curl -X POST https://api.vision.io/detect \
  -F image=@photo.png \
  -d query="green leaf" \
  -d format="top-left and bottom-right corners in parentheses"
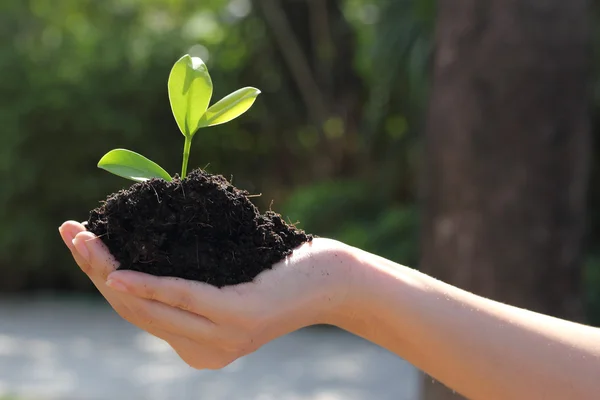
top-left (199, 87), bottom-right (261, 128)
top-left (168, 54), bottom-right (213, 137)
top-left (98, 149), bottom-right (172, 182)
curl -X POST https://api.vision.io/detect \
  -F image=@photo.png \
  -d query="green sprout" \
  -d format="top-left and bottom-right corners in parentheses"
top-left (98, 54), bottom-right (261, 181)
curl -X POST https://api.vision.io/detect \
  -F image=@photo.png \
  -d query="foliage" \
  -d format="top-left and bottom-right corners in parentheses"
top-left (0, 0), bottom-right (598, 326)
top-left (282, 180), bottom-right (419, 267)
top-left (0, 0), bottom-right (270, 290)
top-left (98, 54), bottom-right (260, 181)
top-left (97, 149), bottom-right (173, 182)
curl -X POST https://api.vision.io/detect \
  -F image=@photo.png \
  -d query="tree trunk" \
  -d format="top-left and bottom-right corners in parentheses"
top-left (419, 1), bottom-right (591, 399)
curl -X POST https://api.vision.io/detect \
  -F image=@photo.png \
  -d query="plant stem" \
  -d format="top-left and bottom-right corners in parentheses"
top-left (181, 136), bottom-right (192, 178)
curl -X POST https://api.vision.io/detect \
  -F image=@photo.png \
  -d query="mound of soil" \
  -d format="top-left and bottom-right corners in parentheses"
top-left (86, 169), bottom-right (312, 287)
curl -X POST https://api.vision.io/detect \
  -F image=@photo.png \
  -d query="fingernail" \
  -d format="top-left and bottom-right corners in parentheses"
top-left (59, 227), bottom-right (74, 247)
top-left (72, 238), bottom-right (90, 262)
top-left (106, 279), bottom-right (127, 292)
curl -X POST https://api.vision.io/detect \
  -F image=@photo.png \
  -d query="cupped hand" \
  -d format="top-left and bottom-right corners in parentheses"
top-left (59, 221), bottom-right (353, 370)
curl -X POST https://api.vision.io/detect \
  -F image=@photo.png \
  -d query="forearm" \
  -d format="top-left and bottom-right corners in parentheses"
top-left (328, 245), bottom-right (600, 400)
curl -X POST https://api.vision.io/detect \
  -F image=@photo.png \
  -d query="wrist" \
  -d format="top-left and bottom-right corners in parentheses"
top-left (319, 244), bottom-right (430, 342)
top-left (305, 239), bottom-right (372, 328)
top-left (315, 243), bottom-right (371, 330)
top-left (288, 238), bottom-right (357, 327)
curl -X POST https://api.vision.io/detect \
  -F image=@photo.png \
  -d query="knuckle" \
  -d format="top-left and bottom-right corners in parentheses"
top-left (79, 262), bottom-right (92, 274)
top-left (173, 293), bottom-right (193, 312)
top-left (142, 285), bottom-right (158, 301)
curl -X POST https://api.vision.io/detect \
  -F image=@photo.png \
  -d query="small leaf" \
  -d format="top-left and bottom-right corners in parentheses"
top-left (98, 149), bottom-right (172, 182)
top-left (168, 54), bottom-right (213, 137)
top-left (199, 87), bottom-right (261, 128)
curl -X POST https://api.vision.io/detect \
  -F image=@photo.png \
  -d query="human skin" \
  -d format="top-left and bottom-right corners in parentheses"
top-left (59, 220), bottom-right (600, 400)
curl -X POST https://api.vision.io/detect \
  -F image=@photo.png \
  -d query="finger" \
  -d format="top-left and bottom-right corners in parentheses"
top-left (61, 227), bottom-right (130, 322)
top-left (58, 221), bottom-right (86, 253)
top-left (71, 231), bottom-right (119, 280)
top-left (115, 293), bottom-right (200, 344)
top-left (108, 274), bottom-right (258, 350)
top-left (106, 270), bottom-right (247, 319)
top-left (66, 231), bottom-right (208, 328)
top-left (66, 224), bottom-right (245, 347)
top-left (59, 222), bottom-right (106, 280)
top-left (68, 231), bottom-right (218, 340)
top-left (111, 284), bottom-right (220, 341)
top-left (60, 222), bottom-right (180, 342)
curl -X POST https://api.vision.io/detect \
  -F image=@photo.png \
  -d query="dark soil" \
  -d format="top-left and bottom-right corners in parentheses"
top-left (86, 169), bottom-right (312, 287)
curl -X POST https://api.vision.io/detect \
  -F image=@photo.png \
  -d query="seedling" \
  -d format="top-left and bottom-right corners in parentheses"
top-left (98, 54), bottom-right (261, 181)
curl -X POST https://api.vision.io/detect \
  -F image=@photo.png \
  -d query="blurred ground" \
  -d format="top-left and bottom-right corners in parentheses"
top-left (0, 297), bottom-right (419, 400)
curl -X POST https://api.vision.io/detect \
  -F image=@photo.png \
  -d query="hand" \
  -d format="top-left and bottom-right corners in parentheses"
top-left (59, 221), bottom-right (353, 370)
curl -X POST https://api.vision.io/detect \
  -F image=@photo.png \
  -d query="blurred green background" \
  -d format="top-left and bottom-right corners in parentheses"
top-left (0, 0), bottom-right (599, 328)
